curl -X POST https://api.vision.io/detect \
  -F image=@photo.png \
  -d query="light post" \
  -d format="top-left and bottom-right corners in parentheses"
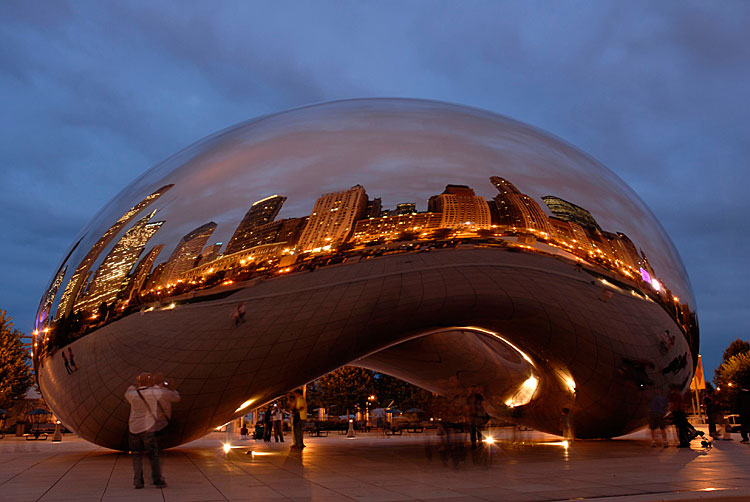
top-left (366, 395), bottom-right (376, 428)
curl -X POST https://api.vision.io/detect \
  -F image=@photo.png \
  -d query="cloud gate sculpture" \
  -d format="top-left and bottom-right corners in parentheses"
top-left (33, 99), bottom-right (698, 450)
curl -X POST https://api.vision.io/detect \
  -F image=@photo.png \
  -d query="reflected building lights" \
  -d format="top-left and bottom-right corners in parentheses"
top-left (32, 99), bottom-right (698, 450)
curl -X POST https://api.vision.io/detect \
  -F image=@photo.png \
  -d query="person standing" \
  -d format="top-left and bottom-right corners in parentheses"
top-left (737, 388), bottom-right (750, 444)
top-left (668, 386), bottom-right (690, 448)
top-left (272, 403), bottom-right (284, 442)
top-left (466, 386), bottom-right (488, 448)
top-left (124, 373), bottom-right (180, 489)
top-left (703, 391), bottom-right (718, 439)
top-left (263, 405), bottom-right (273, 442)
top-left (290, 389), bottom-right (307, 448)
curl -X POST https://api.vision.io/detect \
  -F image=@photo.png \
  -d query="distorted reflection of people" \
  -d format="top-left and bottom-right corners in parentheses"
top-left (232, 303), bottom-right (246, 327)
top-left (67, 347), bottom-right (78, 371)
top-left (124, 372), bottom-right (180, 489)
top-left (61, 351), bottom-right (72, 375)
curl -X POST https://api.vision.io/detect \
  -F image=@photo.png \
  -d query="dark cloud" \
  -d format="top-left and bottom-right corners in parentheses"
top-left (0, 0), bottom-right (747, 377)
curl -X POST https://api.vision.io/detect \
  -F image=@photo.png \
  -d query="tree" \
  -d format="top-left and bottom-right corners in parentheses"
top-left (722, 339), bottom-right (750, 362)
top-left (713, 338), bottom-right (750, 411)
top-left (0, 310), bottom-right (32, 409)
top-left (307, 367), bottom-right (375, 418)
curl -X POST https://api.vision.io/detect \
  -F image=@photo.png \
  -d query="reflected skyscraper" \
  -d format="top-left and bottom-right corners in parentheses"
top-left (428, 185), bottom-right (491, 229)
top-left (225, 195), bottom-right (286, 255)
top-left (298, 185), bottom-right (368, 252)
top-left (56, 184), bottom-right (173, 319)
top-left (124, 244), bottom-right (164, 304)
top-left (491, 176), bottom-right (552, 234)
top-left (78, 213), bottom-right (164, 314)
top-left (160, 222), bottom-right (217, 286)
top-left (542, 195), bottom-right (603, 237)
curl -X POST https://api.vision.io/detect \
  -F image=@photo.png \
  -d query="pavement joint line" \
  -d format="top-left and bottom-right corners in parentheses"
top-left (98, 452), bottom-right (121, 502)
top-left (0, 449), bottom-right (71, 488)
top-left (181, 448), bottom-right (229, 501)
top-left (32, 449), bottom-right (97, 502)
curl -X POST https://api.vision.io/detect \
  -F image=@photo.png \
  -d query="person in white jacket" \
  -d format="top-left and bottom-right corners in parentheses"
top-left (124, 373), bottom-right (180, 489)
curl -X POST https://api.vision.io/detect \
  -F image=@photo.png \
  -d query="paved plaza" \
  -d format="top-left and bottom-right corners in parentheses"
top-left (2, 426), bottom-right (750, 502)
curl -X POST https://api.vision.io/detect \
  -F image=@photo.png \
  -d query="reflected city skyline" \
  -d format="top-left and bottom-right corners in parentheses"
top-left (32, 99), bottom-right (699, 448)
top-left (33, 171), bottom-right (697, 367)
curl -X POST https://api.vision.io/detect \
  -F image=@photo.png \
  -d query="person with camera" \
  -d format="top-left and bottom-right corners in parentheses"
top-left (124, 372), bottom-right (180, 489)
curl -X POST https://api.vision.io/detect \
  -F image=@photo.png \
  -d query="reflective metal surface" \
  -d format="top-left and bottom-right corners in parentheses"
top-left (32, 98), bottom-right (698, 449)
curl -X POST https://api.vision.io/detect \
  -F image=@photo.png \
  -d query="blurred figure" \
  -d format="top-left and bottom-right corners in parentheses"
top-left (232, 303), bottom-right (246, 327)
top-left (668, 386), bottom-right (690, 448)
top-left (272, 403), bottom-right (284, 442)
top-left (737, 388), bottom-right (750, 444)
top-left (561, 407), bottom-right (575, 442)
top-left (124, 372), bottom-right (180, 489)
top-left (290, 389), bottom-right (306, 448)
top-left (466, 385), bottom-right (488, 448)
top-left (648, 392), bottom-right (669, 447)
top-left (240, 423), bottom-right (249, 440)
top-left (263, 405), bottom-right (273, 442)
top-left (703, 391), bottom-right (718, 439)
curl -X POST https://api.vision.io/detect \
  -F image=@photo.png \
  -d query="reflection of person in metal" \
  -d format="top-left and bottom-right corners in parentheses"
top-left (61, 351), bottom-right (72, 375)
top-left (124, 372), bottom-right (180, 489)
top-left (67, 347), bottom-right (78, 371)
top-left (232, 303), bottom-right (246, 327)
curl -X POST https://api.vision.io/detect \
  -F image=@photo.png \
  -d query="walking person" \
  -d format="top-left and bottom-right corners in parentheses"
top-left (124, 372), bottom-right (180, 489)
top-left (290, 389), bottom-right (306, 448)
top-left (61, 351), bottom-right (72, 375)
top-left (272, 403), bottom-right (284, 442)
top-left (648, 392), bottom-right (669, 447)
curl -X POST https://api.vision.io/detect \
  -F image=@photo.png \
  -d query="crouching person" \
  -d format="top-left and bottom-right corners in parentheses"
top-left (125, 372), bottom-right (180, 489)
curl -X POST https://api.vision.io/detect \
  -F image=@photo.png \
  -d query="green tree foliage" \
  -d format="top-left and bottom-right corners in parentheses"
top-left (307, 367), bottom-right (375, 417)
top-left (307, 366), bottom-right (432, 418)
top-left (0, 310), bottom-right (32, 409)
top-left (722, 338), bottom-right (750, 363)
top-left (713, 338), bottom-right (750, 411)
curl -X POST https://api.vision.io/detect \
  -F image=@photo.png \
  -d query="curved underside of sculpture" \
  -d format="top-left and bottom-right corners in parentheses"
top-left (37, 246), bottom-right (693, 450)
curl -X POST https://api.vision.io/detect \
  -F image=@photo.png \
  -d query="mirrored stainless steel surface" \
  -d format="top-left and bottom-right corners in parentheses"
top-left (32, 98), bottom-right (698, 449)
